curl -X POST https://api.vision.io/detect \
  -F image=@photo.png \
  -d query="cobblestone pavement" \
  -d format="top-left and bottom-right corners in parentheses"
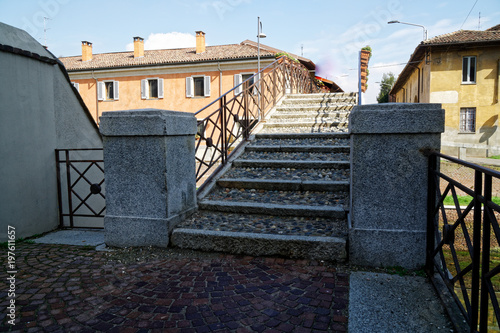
top-left (0, 243), bottom-right (349, 332)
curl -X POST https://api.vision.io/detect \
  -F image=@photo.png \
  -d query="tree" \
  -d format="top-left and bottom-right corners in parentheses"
top-left (376, 72), bottom-right (396, 103)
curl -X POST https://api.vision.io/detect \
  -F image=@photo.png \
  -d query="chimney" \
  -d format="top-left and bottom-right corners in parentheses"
top-left (81, 41), bottom-right (92, 62)
top-left (195, 31), bottom-right (205, 54)
top-left (133, 36), bottom-right (144, 58)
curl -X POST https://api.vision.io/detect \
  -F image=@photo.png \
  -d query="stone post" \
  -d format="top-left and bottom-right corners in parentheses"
top-left (100, 109), bottom-right (197, 247)
top-left (349, 103), bottom-right (444, 269)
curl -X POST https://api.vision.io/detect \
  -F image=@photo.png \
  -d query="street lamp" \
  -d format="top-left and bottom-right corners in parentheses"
top-left (388, 20), bottom-right (428, 41)
top-left (257, 17), bottom-right (266, 74)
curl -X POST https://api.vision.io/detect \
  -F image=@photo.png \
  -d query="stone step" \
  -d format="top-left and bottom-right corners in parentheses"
top-left (232, 159), bottom-right (350, 169)
top-left (285, 92), bottom-right (357, 100)
top-left (224, 166), bottom-right (349, 182)
top-left (245, 145), bottom-right (350, 153)
top-left (217, 178), bottom-right (349, 192)
top-left (254, 132), bottom-right (349, 140)
top-left (171, 211), bottom-right (347, 260)
top-left (271, 109), bottom-right (352, 117)
top-left (264, 120), bottom-right (347, 128)
top-left (259, 126), bottom-right (349, 134)
top-left (199, 200), bottom-right (347, 218)
top-left (281, 99), bottom-right (356, 106)
top-left (239, 150), bottom-right (349, 161)
top-left (171, 229), bottom-right (346, 261)
top-left (250, 136), bottom-right (349, 147)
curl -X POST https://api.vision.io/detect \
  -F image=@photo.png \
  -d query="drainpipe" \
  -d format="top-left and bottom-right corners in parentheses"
top-left (91, 70), bottom-right (99, 124)
top-left (217, 62), bottom-right (222, 97)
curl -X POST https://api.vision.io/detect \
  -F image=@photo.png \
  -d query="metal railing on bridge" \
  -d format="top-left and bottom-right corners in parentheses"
top-left (426, 152), bottom-right (500, 332)
top-left (194, 56), bottom-right (320, 191)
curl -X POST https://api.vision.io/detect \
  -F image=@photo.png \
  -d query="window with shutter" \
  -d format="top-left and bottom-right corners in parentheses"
top-left (462, 56), bottom-right (476, 84)
top-left (186, 77), bottom-right (194, 98)
top-left (158, 79), bottom-right (164, 99)
top-left (97, 82), bottom-right (104, 101)
top-left (234, 74), bottom-right (242, 95)
top-left (113, 81), bottom-right (119, 100)
top-left (141, 79), bottom-right (147, 99)
top-left (204, 75), bottom-right (211, 97)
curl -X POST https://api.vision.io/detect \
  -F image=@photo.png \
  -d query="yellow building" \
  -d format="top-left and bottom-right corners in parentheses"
top-left (59, 32), bottom-right (316, 124)
top-left (390, 24), bottom-right (500, 157)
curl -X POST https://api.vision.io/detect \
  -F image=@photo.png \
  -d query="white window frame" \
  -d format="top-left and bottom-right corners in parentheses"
top-left (186, 75), bottom-right (210, 98)
top-left (462, 56), bottom-right (476, 84)
top-left (97, 80), bottom-right (119, 101)
top-left (460, 107), bottom-right (476, 133)
top-left (141, 78), bottom-right (164, 100)
top-left (71, 82), bottom-right (79, 92)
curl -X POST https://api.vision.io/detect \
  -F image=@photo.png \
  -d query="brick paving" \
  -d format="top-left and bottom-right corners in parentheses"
top-left (0, 243), bottom-right (348, 332)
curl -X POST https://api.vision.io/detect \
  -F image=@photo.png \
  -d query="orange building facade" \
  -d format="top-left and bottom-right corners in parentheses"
top-left (60, 32), bottom-right (316, 123)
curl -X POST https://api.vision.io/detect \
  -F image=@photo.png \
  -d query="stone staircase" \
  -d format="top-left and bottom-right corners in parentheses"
top-left (172, 92), bottom-right (356, 261)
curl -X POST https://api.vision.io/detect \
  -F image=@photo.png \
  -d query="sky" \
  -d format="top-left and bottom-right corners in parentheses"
top-left (1, 0), bottom-right (499, 103)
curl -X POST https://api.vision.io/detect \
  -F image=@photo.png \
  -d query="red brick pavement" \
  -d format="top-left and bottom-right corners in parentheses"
top-left (0, 244), bottom-right (348, 332)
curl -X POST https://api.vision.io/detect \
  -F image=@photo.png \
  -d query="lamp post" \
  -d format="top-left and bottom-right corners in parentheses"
top-left (257, 16), bottom-right (266, 74)
top-left (388, 20), bottom-right (428, 41)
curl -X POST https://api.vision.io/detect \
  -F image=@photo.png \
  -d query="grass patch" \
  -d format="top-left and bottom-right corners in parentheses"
top-left (443, 195), bottom-right (500, 207)
top-left (489, 155), bottom-right (500, 160)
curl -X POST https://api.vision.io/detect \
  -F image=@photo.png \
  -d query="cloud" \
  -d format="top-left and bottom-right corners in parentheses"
top-left (125, 32), bottom-right (197, 51)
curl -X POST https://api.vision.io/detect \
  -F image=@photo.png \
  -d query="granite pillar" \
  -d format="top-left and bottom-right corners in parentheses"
top-left (349, 103), bottom-right (444, 269)
top-left (100, 109), bottom-right (197, 247)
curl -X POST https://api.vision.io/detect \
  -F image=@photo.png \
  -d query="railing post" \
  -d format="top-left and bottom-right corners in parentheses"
top-left (479, 174), bottom-right (492, 332)
top-left (472, 170), bottom-right (483, 332)
top-left (221, 95), bottom-right (227, 164)
top-left (243, 89), bottom-right (249, 140)
top-left (64, 149), bottom-right (74, 228)
top-left (55, 150), bottom-right (64, 229)
top-left (426, 152), bottom-right (437, 274)
top-left (273, 68), bottom-right (277, 106)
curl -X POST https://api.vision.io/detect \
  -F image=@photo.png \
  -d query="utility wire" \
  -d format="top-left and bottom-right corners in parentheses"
top-left (460, 0), bottom-right (479, 30)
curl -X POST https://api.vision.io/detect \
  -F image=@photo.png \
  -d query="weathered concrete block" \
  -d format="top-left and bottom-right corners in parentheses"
top-left (349, 103), bottom-right (444, 269)
top-left (100, 109), bottom-right (197, 247)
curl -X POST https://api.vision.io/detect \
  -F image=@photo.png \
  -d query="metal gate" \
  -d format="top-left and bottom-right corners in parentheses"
top-left (55, 148), bottom-right (105, 229)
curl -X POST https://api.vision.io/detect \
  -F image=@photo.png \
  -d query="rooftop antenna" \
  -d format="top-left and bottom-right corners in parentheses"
top-left (478, 12), bottom-right (481, 30)
top-left (301, 44), bottom-right (303, 57)
top-left (43, 17), bottom-right (51, 48)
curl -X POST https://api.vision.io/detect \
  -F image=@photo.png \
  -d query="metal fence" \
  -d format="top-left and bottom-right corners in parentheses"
top-left (55, 148), bottom-right (105, 229)
top-left (194, 56), bottom-right (319, 190)
top-left (427, 152), bottom-right (500, 332)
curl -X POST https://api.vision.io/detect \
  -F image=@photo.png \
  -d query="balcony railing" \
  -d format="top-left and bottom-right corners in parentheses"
top-left (426, 151), bottom-right (500, 332)
top-left (194, 56), bottom-right (319, 191)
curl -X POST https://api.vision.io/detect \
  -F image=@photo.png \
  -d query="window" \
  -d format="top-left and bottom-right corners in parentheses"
top-left (71, 82), bottom-right (79, 92)
top-left (97, 81), bottom-right (119, 101)
top-left (186, 76), bottom-right (210, 98)
top-left (234, 73), bottom-right (258, 95)
top-left (462, 56), bottom-right (476, 84)
top-left (141, 78), bottom-right (164, 99)
top-left (460, 108), bottom-right (476, 133)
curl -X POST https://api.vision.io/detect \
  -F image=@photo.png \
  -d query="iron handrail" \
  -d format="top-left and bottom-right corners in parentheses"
top-left (194, 56), bottom-right (319, 191)
top-left (426, 151), bottom-right (500, 332)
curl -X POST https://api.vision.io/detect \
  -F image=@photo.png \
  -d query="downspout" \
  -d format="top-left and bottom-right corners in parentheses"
top-left (217, 62), bottom-right (222, 97)
top-left (91, 70), bottom-right (99, 124)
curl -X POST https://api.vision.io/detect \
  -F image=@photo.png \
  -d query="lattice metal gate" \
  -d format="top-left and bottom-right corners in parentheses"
top-left (55, 148), bottom-right (105, 228)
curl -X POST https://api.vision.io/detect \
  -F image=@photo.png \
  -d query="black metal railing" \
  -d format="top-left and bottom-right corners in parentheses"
top-left (426, 151), bottom-right (500, 332)
top-left (194, 56), bottom-right (319, 190)
top-left (56, 148), bottom-right (105, 228)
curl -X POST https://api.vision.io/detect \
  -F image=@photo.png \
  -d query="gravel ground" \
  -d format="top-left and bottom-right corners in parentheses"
top-left (206, 187), bottom-right (348, 206)
top-left (241, 151), bottom-right (349, 161)
top-left (224, 167), bottom-right (350, 181)
top-left (176, 211), bottom-right (348, 237)
top-left (250, 137), bottom-right (349, 147)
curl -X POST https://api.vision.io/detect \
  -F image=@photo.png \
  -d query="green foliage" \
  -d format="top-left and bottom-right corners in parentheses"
top-left (489, 155), bottom-right (500, 159)
top-left (443, 195), bottom-right (500, 206)
top-left (275, 52), bottom-right (299, 63)
top-left (376, 72), bottom-right (396, 103)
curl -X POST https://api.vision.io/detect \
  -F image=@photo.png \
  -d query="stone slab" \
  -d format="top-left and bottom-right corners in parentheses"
top-left (349, 271), bottom-right (454, 332)
top-left (349, 103), bottom-right (445, 134)
top-left (33, 229), bottom-right (104, 246)
top-left (171, 228), bottom-right (346, 260)
top-left (100, 109), bottom-right (197, 136)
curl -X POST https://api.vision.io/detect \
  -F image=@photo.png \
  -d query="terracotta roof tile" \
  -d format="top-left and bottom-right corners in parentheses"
top-left (423, 28), bottom-right (500, 45)
top-left (60, 44), bottom-right (275, 71)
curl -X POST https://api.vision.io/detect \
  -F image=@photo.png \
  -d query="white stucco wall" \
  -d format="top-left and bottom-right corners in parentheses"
top-left (0, 22), bottom-right (102, 242)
